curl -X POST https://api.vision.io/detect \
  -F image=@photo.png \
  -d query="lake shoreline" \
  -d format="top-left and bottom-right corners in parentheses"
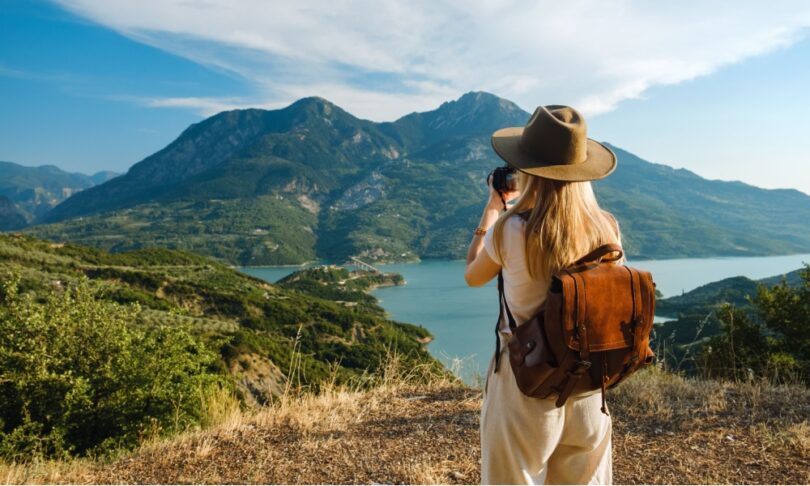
top-left (233, 249), bottom-right (810, 271)
top-left (240, 253), bottom-right (810, 384)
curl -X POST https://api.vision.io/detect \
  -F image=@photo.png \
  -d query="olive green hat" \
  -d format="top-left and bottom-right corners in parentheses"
top-left (491, 105), bottom-right (616, 181)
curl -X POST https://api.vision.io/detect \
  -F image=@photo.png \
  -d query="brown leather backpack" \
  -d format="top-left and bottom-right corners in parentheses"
top-left (493, 243), bottom-right (656, 414)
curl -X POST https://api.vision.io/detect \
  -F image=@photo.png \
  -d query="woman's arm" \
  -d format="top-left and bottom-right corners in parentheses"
top-left (464, 178), bottom-right (519, 287)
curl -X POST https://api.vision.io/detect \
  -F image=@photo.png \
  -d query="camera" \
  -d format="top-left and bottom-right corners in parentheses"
top-left (489, 165), bottom-right (517, 193)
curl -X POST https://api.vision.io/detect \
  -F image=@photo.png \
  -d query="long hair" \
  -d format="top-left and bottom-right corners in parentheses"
top-left (492, 170), bottom-right (622, 280)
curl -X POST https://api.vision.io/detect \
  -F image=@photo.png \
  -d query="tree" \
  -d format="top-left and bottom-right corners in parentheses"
top-left (752, 264), bottom-right (809, 381)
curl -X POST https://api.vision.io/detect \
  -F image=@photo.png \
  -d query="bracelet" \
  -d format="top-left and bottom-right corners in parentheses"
top-left (474, 227), bottom-right (488, 236)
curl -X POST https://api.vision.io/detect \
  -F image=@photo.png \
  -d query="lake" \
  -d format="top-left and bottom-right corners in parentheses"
top-left (239, 253), bottom-right (810, 383)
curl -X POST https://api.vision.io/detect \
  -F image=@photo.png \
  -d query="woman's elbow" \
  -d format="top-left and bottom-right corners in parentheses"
top-left (464, 269), bottom-right (484, 287)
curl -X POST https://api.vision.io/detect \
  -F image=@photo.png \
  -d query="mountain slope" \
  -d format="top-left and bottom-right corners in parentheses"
top-left (0, 196), bottom-right (28, 230)
top-left (657, 267), bottom-right (806, 317)
top-left (26, 92), bottom-right (810, 265)
top-left (41, 98), bottom-right (400, 222)
top-left (0, 233), bottom-right (435, 406)
top-left (595, 145), bottom-right (810, 258)
top-left (0, 160), bottom-right (118, 228)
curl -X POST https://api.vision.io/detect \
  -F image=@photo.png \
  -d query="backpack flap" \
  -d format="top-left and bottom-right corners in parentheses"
top-left (556, 263), bottom-right (656, 354)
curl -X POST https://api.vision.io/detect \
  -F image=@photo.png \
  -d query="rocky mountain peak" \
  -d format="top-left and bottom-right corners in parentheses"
top-left (382, 91), bottom-right (529, 149)
top-left (284, 96), bottom-right (352, 124)
top-left (426, 91), bottom-right (527, 127)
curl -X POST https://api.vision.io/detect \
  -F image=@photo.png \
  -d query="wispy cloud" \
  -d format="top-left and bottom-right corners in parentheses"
top-left (54, 0), bottom-right (810, 120)
top-left (142, 96), bottom-right (276, 116)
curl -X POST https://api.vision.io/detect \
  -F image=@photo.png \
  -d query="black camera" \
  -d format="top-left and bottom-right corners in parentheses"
top-left (489, 165), bottom-right (517, 193)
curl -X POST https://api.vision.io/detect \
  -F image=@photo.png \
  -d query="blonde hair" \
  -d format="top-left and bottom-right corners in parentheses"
top-left (492, 171), bottom-right (622, 280)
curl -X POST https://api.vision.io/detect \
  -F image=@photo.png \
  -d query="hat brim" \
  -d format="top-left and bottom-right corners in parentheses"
top-left (491, 127), bottom-right (616, 181)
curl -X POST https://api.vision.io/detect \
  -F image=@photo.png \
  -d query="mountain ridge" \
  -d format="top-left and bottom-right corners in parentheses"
top-left (23, 92), bottom-right (810, 265)
top-left (0, 160), bottom-right (119, 229)
top-left (657, 266), bottom-right (806, 317)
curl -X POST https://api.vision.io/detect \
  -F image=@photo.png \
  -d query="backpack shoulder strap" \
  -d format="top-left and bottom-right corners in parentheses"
top-left (493, 271), bottom-right (518, 373)
top-left (574, 243), bottom-right (623, 265)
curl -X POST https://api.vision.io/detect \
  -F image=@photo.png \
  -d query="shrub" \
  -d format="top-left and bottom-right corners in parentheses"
top-left (753, 265), bottom-right (810, 375)
top-left (695, 303), bottom-right (768, 381)
top-left (696, 264), bottom-right (810, 384)
top-left (0, 272), bottom-right (225, 460)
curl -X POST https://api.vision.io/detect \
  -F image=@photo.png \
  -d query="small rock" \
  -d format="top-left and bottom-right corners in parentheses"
top-left (450, 471), bottom-right (466, 480)
top-left (404, 395), bottom-right (428, 401)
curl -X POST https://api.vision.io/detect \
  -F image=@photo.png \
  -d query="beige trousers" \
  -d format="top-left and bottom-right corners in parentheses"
top-left (480, 336), bottom-right (612, 485)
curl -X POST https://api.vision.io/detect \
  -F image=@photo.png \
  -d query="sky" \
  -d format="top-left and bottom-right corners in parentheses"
top-left (1, 0), bottom-right (809, 195)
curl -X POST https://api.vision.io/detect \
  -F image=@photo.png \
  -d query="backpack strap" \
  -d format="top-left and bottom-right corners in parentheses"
top-left (555, 269), bottom-right (593, 407)
top-left (574, 243), bottom-right (623, 265)
top-left (493, 271), bottom-right (517, 373)
top-left (625, 267), bottom-right (646, 369)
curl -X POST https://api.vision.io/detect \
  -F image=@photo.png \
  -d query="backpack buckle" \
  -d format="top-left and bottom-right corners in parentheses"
top-left (567, 360), bottom-right (591, 376)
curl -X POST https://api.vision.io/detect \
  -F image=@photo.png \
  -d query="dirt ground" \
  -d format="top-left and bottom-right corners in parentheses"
top-left (3, 369), bottom-right (809, 484)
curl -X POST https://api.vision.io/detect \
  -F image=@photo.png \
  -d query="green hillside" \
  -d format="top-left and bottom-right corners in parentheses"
top-left (654, 266), bottom-right (807, 350)
top-left (657, 268), bottom-right (805, 318)
top-left (0, 233), bottom-right (436, 406)
top-left (24, 92), bottom-right (810, 265)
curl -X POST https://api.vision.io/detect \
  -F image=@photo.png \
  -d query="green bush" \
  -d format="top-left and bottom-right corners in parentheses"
top-left (753, 265), bottom-right (810, 368)
top-left (697, 264), bottom-right (810, 384)
top-left (695, 303), bottom-right (768, 381)
top-left (0, 272), bottom-right (225, 460)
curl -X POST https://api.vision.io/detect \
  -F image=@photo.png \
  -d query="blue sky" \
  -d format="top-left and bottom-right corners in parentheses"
top-left (1, 0), bottom-right (809, 195)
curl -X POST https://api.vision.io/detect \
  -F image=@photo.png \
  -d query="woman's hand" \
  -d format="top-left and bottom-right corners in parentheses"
top-left (466, 173), bottom-right (518, 278)
top-left (486, 173), bottom-right (521, 210)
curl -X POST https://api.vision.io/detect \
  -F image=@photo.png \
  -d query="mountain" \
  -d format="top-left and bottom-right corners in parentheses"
top-left (0, 195), bottom-right (28, 230)
top-left (595, 145), bottom-right (810, 258)
top-left (0, 160), bottom-right (119, 229)
top-left (90, 170), bottom-right (120, 184)
top-left (26, 92), bottom-right (810, 265)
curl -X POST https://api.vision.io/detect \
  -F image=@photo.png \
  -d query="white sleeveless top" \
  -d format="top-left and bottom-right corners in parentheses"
top-left (484, 214), bottom-right (622, 333)
top-left (483, 215), bottom-right (550, 332)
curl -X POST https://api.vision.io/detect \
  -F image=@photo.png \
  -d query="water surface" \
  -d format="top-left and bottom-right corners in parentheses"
top-left (241, 253), bottom-right (810, 383)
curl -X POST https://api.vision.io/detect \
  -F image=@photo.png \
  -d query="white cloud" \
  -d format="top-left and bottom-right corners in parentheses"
top-left (142, 96), bottom-right (281, 116)
top-left (54, 0), bottom-right (810, 120)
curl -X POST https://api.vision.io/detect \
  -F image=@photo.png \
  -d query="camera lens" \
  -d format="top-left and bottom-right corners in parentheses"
top-left (504, 172), bottom-right (516, 192)
top-left (492, 166), bottom-right (517, 192)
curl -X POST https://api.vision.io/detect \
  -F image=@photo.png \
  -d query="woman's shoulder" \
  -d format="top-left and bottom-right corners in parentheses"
top-left (506, 212), bottom-right (528, 226)
top-left (501, 213), bottom-right (527, 234)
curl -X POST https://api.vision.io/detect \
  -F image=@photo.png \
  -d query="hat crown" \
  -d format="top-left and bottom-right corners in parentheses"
top-left (519, 105), bottom-right (588, 167)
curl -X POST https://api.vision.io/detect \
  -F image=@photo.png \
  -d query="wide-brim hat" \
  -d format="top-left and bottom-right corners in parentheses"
top-left (491, 105), bottom-right (616, 181)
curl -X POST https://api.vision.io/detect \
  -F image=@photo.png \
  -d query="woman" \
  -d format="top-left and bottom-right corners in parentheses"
top-left (464, 105), bottom-right (622, 485)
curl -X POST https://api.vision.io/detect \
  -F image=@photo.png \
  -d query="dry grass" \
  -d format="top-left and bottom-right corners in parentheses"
top-left (610, 366), bottom-right (810, 484)
top-left (2, 362), bottom-right (808, 485)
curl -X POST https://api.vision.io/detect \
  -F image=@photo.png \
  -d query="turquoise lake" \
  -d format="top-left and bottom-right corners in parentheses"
top-left (239, 253), bottom-right (810, 383)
